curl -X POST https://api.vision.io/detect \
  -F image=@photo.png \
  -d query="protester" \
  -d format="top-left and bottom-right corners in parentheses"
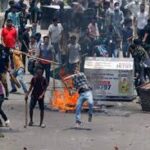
top-left (28, 35), bottom-right (38, 75)
top-left (0, 44), bottom-right (9, 99)
top-left (38, 36), bottom-right (54, 84)
top-left (87, 18), bottom-right (100, 55)
top-left (128, 39), bottom-right (149, 84)
top-left (0, 76), bottom-right (10, 127)
top-left (29, 0), bottom-right (41, 35)
top-left (143, 18), bottom-right (150, 55)
top-left (18, 4), bottom-right (30, 39)
top-left (7, 6), bottom-right (20, 29)
top-left (64, 67), bottom-right (93, 127)
top-left (48, 18), bottom-right (63, 63)
top-left (35, 32), bottom-right (42, 48)
top-left (21, 25), bottom-right (31, 68)
top-left (122, 18), bottom-right (133, 57)
top-left (1, 19), bottom-right (18, 50)
top-left (10, 49), bottom-right (28, 94)
top-left (1, 19), bottom-right (18, 69)
top-left (111, 1), bottom-right (124, 40)
top-left (68, 35), bottom-right (81, 73)
top-left (2, 0), bottom-right (15, 28)
top-left (25, 66), bottom-right (47, 128)
top-left (134, 3), bottom-right (149, 40)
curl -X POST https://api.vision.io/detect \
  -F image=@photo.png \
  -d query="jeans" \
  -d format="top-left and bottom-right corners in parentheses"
top-left (41, 63), bottom-right (51, 84)
top-left (75, 91), bottom-right (94, 122)
top-left (11, 68), bottom-right (28, 93)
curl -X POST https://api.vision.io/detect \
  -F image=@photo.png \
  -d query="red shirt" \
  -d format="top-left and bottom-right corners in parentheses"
top-left (1, 26), bottom-right (17, 48)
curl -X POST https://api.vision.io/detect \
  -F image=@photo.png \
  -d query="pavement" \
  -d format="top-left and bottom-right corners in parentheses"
top-left (1, 91), bottom-right (150, 150)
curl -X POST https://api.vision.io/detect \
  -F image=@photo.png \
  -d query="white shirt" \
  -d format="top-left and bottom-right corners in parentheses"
top-left (68, 43), bottom-right (81, 64)
top-left (136, 12), bottom-right (149, 29)
top-left (48, 23), bottom-right (63, 44)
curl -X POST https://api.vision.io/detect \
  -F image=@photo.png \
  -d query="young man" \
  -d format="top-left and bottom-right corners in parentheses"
top-left (7, 6), bottom-right (20, 29)
top-left (134, 3), bottom-right (149, 40)
top-left (21, 25), bottom-right (31, 68)
top-left (2, 0), bottom-right (15, 28)
top-left (38, 35), bottom-right (54, 84)
top-left (48, 18), bottom-right (63, 63)
top-left (68, 35), bottom-right (81, 73)
top-left (64, 67), bottom-right (93, 127)
top-left (143, 18), bottom-right (150, 54)
top-left (9, 49), bottom-right (28, 94)
top-left (1, 19), bottom-right (17, 50)
top-left (0, 44), bottom-right (9, 99)
top-left (0, 77), bottom-right (10, 127)
top-left (18, 4), bottom-right (30, 39)
top-left (25, 66), bottom-right (47, 128)
top-left (122, 18), bottom-right (133, 57)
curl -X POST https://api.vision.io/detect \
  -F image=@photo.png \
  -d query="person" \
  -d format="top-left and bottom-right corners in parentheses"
top-left (38, 35), bottom-right (54, 84)
top-left (7, 6), bottom-right (20, 29)
top-left (15, 0), bottom-right (27, 12)
top-left (88, 18), bottom-right (100, 41)
top-left (64, 67), bottom-right (93, 127)
top-left (18, 4), bottom-right (30, 39)
top-left (104, 0), bottom-right (114, 30)
top-left (0, 44), bottom-right (9, 99)
top-left (0, 76), bottom-right (10, 127)
top-left (35, 32), bottom-right (42, 49)
top-left (87, 18), bottom-right (100, 55)
top-left (111, 1), bottom-right (124, 39)
top-left (28, 35), bottom-right (38, 75)
top-left (1, 19), bottom-right (18, 69)
top-left (1, 19), bottom-right (18, 50)
top-left (21, 25), bottom-right (31, 68)
top-left (9, 49), bottom-right (28, 94)
top-left (128, 39), bottom-right (149, 84)
top-left (29, 0), bottom-right (42, 35)
top-left (143, 18), bottom-right (150, 55)
top-left (72, 2), bottom-right (84, 31)
top-left (55, 2), bottom-right (65, 27)
top-left (2, 0), bottom-right (15, 28)
top-left (122, 18), bottom-right (133, 57)
top-left (134, 3), bottom-right (148, 40)
top-left (68, 35), bottom-right (81, 73)
top-left (25, 66), bottom-right (47, 128)
top-left (48, 18), bottom-right (63, 63)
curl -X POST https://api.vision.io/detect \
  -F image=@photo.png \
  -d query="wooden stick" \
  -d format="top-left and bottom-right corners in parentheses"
top-left (24, 98), bottom-right (28, 128)
top-left (12, 49), bottom-right (60, 65)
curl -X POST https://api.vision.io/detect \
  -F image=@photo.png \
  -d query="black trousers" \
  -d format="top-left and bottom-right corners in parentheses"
top-left (0, 95), bottom-right (8, 122)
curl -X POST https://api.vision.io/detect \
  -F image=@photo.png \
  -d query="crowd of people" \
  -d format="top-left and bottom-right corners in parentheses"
top-left (0, 0), bottom-right (150, 127)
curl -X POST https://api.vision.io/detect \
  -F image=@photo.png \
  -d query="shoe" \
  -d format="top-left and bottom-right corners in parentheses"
top-left (10, 89), bottom-right (17, 93)
top-left (88, 114), bottom-right (92, 122)
top-left (28, 121), bottom-right (33, 126)
top-left (5, 120), bottom-right (10, 127)
top-left (75, 120), bottom-right (82, 128)
top-left (40, 123), bottom-right (46, 128)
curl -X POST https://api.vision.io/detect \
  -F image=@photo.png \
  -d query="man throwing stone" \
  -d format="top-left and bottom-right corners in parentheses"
top-left (64, 67), bottom-right (93, 127)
